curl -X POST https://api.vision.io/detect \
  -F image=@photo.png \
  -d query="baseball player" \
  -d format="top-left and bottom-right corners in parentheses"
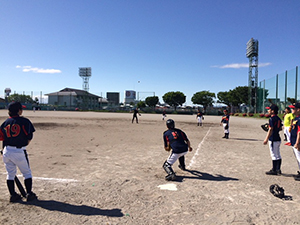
top-left (263, 104), bottom-right (283, 175)
top-left (288, 103), bottom-right (300, 181)
top-left (220, 109), bottom-right (230, 139)
top-left (0, 101), bottom-right (37, 202)
top-left (162, 110), bottom-right (167, 120)
top-left (196, 110), bottom-right (204, 126)
top-left (132, 108), bottom-right (141, 123)
top-left (162, 119), bottom-right (192, 181)
top-left (283, 107), bottom-right (294, 145)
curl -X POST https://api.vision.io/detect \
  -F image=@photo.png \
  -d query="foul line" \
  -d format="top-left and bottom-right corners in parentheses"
top-left (33, 176), bottom-right (78, 182)
top-left (187, 127), bottom-right (211, 169)
top-left (1, 173), bottom-right (78, 183)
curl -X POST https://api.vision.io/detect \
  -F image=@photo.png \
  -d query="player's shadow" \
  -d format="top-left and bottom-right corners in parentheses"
top-left (175, 169), bottom-right (239, 182)
top-left (229, 138), bottom-right (261, 141)
top-left (19, 200), bottom-right (123, 217)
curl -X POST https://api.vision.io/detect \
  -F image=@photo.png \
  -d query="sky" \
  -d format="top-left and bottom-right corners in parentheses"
top-left (1, 0), bottom-right (300, 105)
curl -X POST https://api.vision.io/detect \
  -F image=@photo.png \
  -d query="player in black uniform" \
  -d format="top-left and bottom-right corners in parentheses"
top-left (289, 103), bottom-right (300, 180)
top-left (132, 108), bottom-right (141, 123)
top-left (162, 119), bottom-right (192, 181)
top-left (220, 109), bottom-right (230, 139)
top-left (196, 109), bottom-right (204, 126)
top-left (0, 101), bottom-right (37, 202)
top-left (263, 104), bottom-right (283, 175)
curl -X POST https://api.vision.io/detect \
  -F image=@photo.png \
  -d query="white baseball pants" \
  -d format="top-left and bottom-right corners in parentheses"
top-left (2, 146), bottom-right (32, 180)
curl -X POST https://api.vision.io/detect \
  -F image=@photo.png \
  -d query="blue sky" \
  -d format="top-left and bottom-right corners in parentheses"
top-left (1, 0), bottom-right (299, 105)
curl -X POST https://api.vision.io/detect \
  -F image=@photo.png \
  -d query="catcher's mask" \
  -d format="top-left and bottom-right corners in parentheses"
top-left (166, 119), bottom-right (175, 129)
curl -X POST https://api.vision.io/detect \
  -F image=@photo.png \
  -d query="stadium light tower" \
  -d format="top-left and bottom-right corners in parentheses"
top-left (246, 38), bottom-right (259, 113)
top-left (79, 67), bottom-right (92, 92)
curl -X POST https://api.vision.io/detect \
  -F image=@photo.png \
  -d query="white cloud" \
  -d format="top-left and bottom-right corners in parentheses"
top-left (16, 65), bottom-right (62, 74)
top-left (212, 62), bottom-right (271, 69)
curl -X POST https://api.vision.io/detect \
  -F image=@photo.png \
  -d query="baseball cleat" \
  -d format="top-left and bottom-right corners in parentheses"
top-left (165, 174), bottom-right (177, 181)
top-left (10, 193), bottom-right (22, 203)
top-left (265, 170), bottom-right (279, 175)
top-left (178, 165), bottom-right (186, 171)
top-left (26, 192), bottom-right (37, 202)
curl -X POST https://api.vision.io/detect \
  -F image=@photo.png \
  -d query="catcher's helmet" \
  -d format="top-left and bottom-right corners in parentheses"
top-left (166, 119), bottom-right (175, 129)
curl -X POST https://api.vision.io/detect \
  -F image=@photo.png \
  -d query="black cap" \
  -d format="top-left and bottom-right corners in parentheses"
top-left (266, 104), bottom-right (279, 113)
top-left (288, 103), bottom-right (300, 109)
top-left (8, 101), bottom-right (23, 113)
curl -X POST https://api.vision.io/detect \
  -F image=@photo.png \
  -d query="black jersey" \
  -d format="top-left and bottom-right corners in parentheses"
top-left (163, 128), bottom-right (189, 153)
top-left (221, 114), bottom-right (230, 124)
top-left (0, 115), bottom-right (35, 148)
top-left (268, 115), bottom-right (282, 142)
top-left (197, 112), bottom-right (203, 118)
top-left (290, 116), bottom-right (300, 146)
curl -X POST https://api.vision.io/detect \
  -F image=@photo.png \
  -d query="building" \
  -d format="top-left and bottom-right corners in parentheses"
top-left (124, 90), bottom-right (136, 104)
top-left (46, 87), bottom-right (108, 110)
top-left (106, 92), bottom-right (120, 106)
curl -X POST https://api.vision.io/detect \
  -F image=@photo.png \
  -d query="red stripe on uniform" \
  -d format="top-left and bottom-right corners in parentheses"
top-left (22, 125), bottom-right (28, 136)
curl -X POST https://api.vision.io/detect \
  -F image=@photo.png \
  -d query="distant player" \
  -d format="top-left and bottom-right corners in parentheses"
top-left (0, 101), bottom-right (37, 202)
top-left (263, 104), bottom-right (283, 175)
top-left (132, 108), bottom-right (141, 123)
top-left (220, 109), bottom-right (230, 139)
top-left (162, 119), bottom-right (192, 181)
top-left (162, 110), bottom-right (167, 120)
top-left (196, 110), bottom-right (204, 126)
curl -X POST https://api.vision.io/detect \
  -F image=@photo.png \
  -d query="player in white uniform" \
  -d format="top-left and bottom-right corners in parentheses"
top-left (0, 102), bottom-right (37, 202)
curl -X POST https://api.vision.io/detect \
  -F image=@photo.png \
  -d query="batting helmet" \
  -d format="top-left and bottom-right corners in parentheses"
top-left (166, 119), bottom-right (175, 129)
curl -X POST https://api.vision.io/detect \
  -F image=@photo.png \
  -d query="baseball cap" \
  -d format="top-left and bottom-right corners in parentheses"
top-left (8, 101), bottom-right (24, 113)
top-left (289, 103), bottom-right (300, 109)
top-left (266, 104), bottom-right (279, 113)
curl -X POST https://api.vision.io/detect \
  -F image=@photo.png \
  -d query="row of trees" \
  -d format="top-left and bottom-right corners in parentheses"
top-left (5, 94), bottom-right (39, 104)
top-left (137, 86), bottom-right (250, 111)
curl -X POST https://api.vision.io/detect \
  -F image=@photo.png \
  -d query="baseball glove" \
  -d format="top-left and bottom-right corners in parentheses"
top-left (269, 184), bottom-right (285, 199)
top-left (225, 124), bottom-right (228, 129)
top-left (261, 123), bottom-right (269, 132)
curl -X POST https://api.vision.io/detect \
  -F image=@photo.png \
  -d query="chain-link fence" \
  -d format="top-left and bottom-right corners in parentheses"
top-left (258, 66), bottom-right (299, 113)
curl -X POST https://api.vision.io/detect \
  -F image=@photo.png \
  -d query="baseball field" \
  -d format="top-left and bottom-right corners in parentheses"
top-left (0, 110), bottom-right (300, 224)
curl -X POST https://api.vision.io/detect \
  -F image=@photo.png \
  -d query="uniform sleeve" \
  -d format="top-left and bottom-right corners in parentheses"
top-left (180, 130), bottom-right (188, 141)
top-left (0, 129), bottom-right (4, 141)
top-left (268, 118), bottom-right (273, 128)
top-left (297, 121), bottom-right (300, 134)
top-left (163, 131), bottom-right (168, 147)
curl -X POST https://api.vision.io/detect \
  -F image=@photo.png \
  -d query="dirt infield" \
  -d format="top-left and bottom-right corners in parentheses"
top-left (0, 110), bottom-right (300, 224)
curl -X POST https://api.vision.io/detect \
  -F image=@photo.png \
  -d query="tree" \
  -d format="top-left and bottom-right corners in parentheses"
top-left (229, 86), bottom-right (248, 107)
top-left (191, 91), bottom-right (215, 112)
top-left (217, 91), bottom-right (230, 106)
top-left (217, 86), bottom-right (249, 108)
top-left (145, 96), bottom-right (159, 109)
top-left (7, 94), bottom-right (34, 104)
top-left (162, 91), bottom-right (186, 111)
top-left (137, 101), bottom-right (146, 108)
